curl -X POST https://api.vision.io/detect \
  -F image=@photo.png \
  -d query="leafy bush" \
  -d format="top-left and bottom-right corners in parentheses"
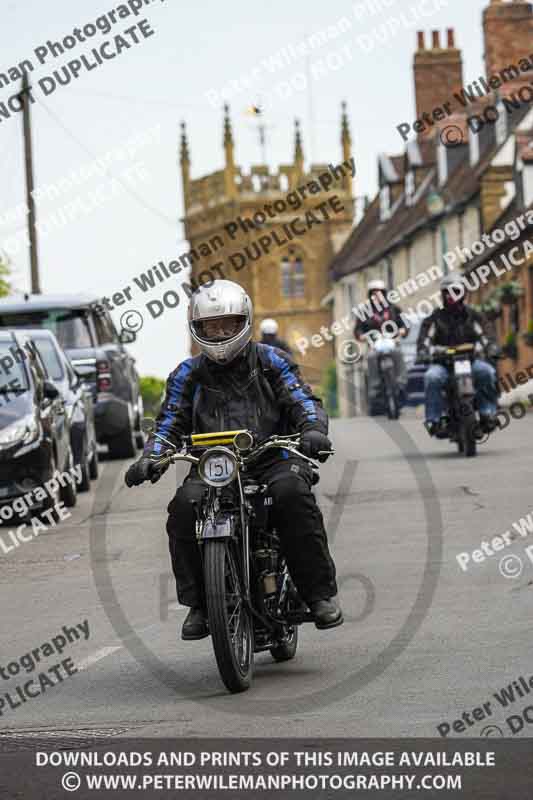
top-left (140, 375), bottom-right (166, 417)
top-left (317, 361), bottom-right (339, 418)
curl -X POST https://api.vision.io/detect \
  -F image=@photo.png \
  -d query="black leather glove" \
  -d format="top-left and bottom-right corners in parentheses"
top-left (300, 430), bottom-right (332, 463)
top-left (125, 456), bottom-right (158, 487)
top-left (486, 342), bottom-right (501, 360)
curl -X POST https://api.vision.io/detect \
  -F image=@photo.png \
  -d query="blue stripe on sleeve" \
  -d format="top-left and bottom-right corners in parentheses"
top-left (266, 346), bottom-right (318, 422)
top-left (152, 360), bottom-right (193, 454)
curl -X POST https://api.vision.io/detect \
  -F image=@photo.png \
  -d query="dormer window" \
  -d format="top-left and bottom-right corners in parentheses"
top-left (495, 100), bottom-right (507, 145)
top-left (380, 185), bottom-right (391, 221)
top-left (469, 129), bottom-right (480, 167)
top-left (437, 140), bottom-right (448, 185)
top-left (405, 171), bottom-right (415, 205)
top-left (524, 163), bottom-right (533, 207)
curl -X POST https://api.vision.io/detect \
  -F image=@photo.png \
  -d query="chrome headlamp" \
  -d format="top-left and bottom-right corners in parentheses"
top-left (198, 446), bottom-right (238, 487)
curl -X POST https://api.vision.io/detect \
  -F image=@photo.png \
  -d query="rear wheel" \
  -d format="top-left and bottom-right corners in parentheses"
top-left (204, 540), bottom-right (253, 693)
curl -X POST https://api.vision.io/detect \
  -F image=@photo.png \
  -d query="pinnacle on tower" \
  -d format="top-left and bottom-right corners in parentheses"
top-left (180, 120), bottom-right (190, 165)
top-left (180, 120), bottom-right (191, 209)
top-left (223, 104), bottom-right (237, 198)
top-left (293, 118), bottom-right (304, 183)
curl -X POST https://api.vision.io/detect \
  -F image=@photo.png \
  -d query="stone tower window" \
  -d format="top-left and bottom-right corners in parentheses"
top-left (281, 252), bottom-right (305, 297)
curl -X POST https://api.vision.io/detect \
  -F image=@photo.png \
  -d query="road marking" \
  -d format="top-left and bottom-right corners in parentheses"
top-left (77, 646), bottom-right (122, 671)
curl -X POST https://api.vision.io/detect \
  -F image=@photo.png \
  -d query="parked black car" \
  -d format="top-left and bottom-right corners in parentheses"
top-left (0, 331), bottom-right (76, 518)
top-left (17, 329), bottom-right (98, 491)
top-left (0, 294), bottom-right (143, 458)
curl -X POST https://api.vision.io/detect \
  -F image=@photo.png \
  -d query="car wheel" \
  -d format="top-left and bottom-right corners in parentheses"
top-left (40, 452), bottom-right (61, 523)
top-left (108, 416), bottom-right (137, 459)
top-left (89, 446), bottom-right (99, 480)
top-left (60, 450), bottom-right (78, 508)
top-left (78, 438), bottom-right (91, 493)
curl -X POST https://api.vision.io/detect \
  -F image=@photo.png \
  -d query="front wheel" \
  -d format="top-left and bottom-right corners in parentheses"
top-left (460, 406), bottom-right (477, 457)
top-left (383, 373), bottom-right (399, 420)
top-left (204, 540), bottom-right (253, 693)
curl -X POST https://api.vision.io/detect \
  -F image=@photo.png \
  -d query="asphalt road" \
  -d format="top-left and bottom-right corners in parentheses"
top-left (1, 412), bottom-right (532, 740)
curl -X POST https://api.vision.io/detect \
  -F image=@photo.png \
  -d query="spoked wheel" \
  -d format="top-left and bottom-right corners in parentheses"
top-left (204, 540), bottom-right (253, 693)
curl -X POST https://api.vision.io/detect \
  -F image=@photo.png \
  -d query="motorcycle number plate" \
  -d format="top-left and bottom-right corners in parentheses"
top-left (203, 453), bottom-right (234, 483)
top-left (454, 359), bottom-right (472, 376)
top-left (380, 357), bottom-right (394, 368)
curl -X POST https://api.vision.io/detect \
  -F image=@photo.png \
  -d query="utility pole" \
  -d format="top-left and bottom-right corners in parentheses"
top-left (21, 73), bottom-right (40, 294)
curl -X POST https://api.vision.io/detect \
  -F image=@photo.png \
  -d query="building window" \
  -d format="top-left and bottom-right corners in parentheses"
top-left (524, 165), bottom-right (533, 208)
top-left (281, 253), bottom-right (305, 297)
top-left (437, 141), bottom-right (448, 185)
top-left (469, 130), bottom-right (480, 167)
top-left (379, 185), bottom-right (391, 221)
top-left (495, 100), bottom-right (507, 145)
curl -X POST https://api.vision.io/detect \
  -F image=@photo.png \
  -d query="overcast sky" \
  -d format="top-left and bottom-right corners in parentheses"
top-left (0, 0), bottom-right (490, 378)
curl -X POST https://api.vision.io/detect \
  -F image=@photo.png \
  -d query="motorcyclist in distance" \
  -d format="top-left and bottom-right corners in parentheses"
top-left (354, 279), bottom-right (408, 410)
top-left (417, 272), bottom-right (499, 437)
top-left (259, 318), bottom-right (293, 356)
top-left (124, 280), bottom-right (343, 640)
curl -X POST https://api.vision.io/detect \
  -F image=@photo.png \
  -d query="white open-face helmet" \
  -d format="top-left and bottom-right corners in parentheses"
top-left (188, 279), bottom-right (253, 364)
top-left (368, 279), bottom-right (386, 295)
top-left (260, 318), bottom-right (278, 335)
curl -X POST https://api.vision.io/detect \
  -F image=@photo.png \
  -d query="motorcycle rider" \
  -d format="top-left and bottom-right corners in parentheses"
top-left (259, 318), bottom-right (293, 356)
top-left (125, 280), bottom-right (343, 640)
top-left (354, 279), bottom-right (408, 409)
top-left (417, 272), bottom-right (499, 436)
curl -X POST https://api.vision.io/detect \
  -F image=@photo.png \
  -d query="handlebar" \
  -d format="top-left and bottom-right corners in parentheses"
top-left (150, 432), bottom-right (334, 473)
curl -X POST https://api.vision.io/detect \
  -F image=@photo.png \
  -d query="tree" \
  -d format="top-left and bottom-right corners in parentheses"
top-left (0, 254), bottom-right (11, 297)
top-left (140, 375), bottom-right (166, 417)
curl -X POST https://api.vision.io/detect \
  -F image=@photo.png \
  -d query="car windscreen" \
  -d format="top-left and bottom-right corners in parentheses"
top-left (32, 338), bottom-right (64, 380)
top-left (0, 342), bottom-right (29, 391)
top-left (0, 310), bottom-right (93, 349)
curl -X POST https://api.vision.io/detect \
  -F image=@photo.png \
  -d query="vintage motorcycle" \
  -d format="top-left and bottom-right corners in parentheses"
top-left (144, 421), bottom-right (333, 693)
top-left (425, 342), bottom-right (487, 457)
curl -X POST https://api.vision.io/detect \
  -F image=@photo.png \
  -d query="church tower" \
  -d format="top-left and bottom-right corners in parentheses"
top-left (179, 105), bottom-right (355, 387)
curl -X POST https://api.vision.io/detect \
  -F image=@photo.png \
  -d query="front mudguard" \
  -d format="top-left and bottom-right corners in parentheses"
top-left (198, 511), bottom-right (235, 540)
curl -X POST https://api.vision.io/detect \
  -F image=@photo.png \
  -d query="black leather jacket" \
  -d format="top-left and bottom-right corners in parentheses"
top-left (144, 342), bottom-right (327, 457)
top-left (417, 305), bottom-right (490, 352)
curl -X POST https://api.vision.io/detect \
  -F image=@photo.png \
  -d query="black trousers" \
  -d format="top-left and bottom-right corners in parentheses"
top-left (166, 457), bottom-right (338, 608)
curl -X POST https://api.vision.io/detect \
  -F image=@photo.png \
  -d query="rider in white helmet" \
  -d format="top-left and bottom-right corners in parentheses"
top-left (259, 318), bottom-right (293, 356)
top-left (125, 280), bottom-right (342, 638)
top-left (354, 279), bottom-right (408, 413)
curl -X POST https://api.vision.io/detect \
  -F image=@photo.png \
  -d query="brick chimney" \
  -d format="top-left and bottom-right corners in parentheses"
top-left (483, 0), bottom-right (533, 95)
top-left (413, 29), bottom-right (464, 125)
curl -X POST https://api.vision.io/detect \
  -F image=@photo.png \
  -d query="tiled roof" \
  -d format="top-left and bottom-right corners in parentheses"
top-left (331, 106), bottom-right (533, 281)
